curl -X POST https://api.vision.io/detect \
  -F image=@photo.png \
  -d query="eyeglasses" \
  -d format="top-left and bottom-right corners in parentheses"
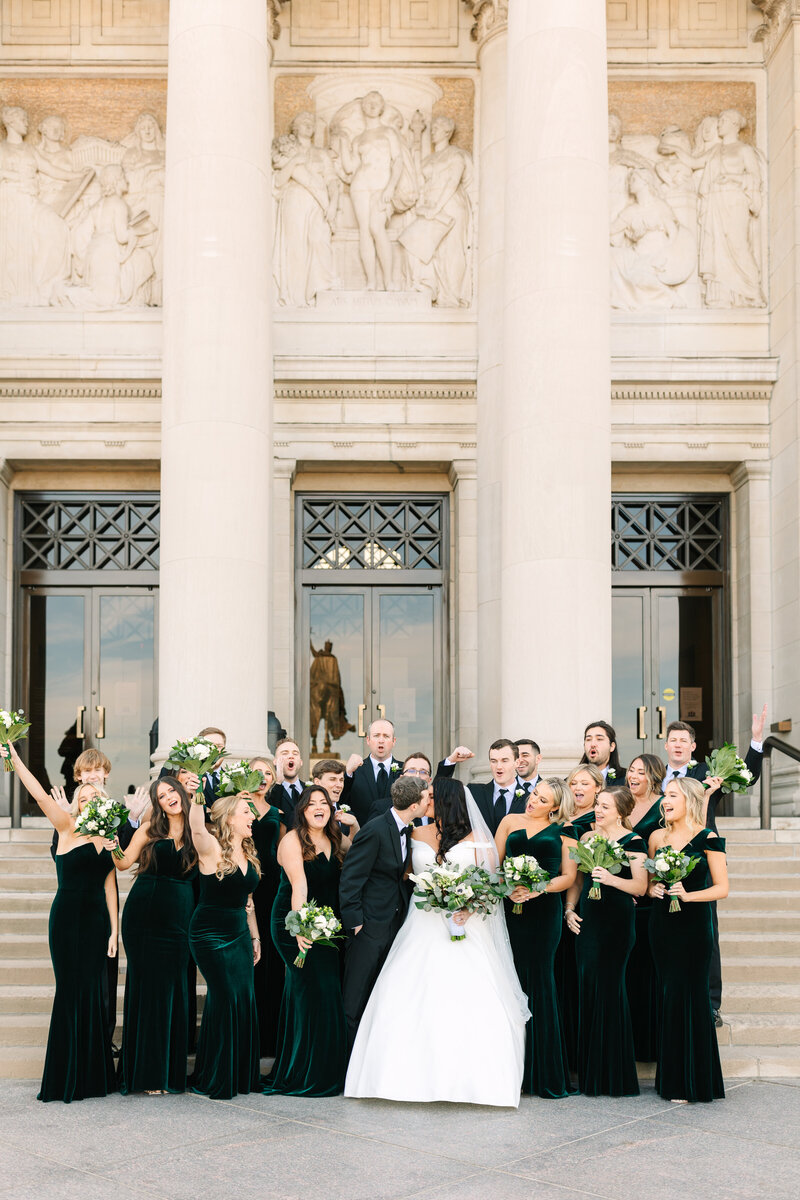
top-left (403, 768), bottom-right (431, 779)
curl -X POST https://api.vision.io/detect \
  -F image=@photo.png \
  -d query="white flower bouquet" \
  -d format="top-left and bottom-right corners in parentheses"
top-left (411, 860), bottom-right (511, 942)
top-left (284, 900), bottom-right (342, 967)
top-left (0, 709), bottom-right (31, 773)
top-left (163, 737), bottom-right (224, 793)
top-left (73, 794), bottom-right (130, 860)
top-left (216, 759), bottom-right (265, 800)
top-left (569, 834), bottom-right (630, 900)
top-left (645, 845), bottom-right (701, 912)
top-left (704, 743), bottom-right (754, 794)
top-left (502, 854), bottom-right (550, 914)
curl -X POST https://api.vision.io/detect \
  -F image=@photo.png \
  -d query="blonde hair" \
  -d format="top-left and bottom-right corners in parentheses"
top-left (663, 777), bottom-right (706, 834)
top-left (559, 764), bottom-right (605, 822)
top-left (209, 792), bottom-right (261, 881)
top-left (541, 778), bottom-right (572, 823)
top-left (70, 782), bottom-right (107, 818)
top-left (249, 755), bottom-right (275, 788)
top-left (73, 747), bottom-right (111, 782)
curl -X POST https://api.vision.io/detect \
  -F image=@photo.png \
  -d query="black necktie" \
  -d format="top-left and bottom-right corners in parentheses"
top-left (377, 763), bottom-right (389, 799)
top-left (494, 789), bottom-right (508, 824)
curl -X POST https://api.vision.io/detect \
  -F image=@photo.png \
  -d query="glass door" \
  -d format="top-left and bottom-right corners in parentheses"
top-left (612, 586), bottom-right (723, 767)
top-left (20, 586), bottom-right (157, 812)
top-left (300, 585), bottom-right (444, 765)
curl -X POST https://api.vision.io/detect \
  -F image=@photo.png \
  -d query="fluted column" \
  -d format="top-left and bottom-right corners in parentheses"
top-left (158, 0), bottom-right (272, 758)
top-left (473, 1), bottom-right (508, 758)
top-left (499, 1), bottom-right (611, 760)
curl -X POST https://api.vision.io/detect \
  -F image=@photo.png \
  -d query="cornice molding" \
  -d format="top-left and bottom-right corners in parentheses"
top-left (0, 383), bottom-right (161, 399)
top-left (275, 383), bottom-right (476, 401)
top-left (612, 384), bottom-right (772, 402)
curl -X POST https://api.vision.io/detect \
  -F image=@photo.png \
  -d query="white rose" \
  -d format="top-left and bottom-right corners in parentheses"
top-left (313, 915), bottom-right (327, 930)
top-left (654, 858), bottom-right (669, 873)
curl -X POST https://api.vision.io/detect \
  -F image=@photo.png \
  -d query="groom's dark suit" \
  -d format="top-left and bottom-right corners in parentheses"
top-left (470, 776), bottom-right (530, 834)
top-left (339, 808), bottom-right (413, 1053)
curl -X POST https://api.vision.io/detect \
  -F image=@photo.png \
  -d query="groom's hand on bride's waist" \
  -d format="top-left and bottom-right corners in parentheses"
top-left (353, 924), bottom-right (363, 936)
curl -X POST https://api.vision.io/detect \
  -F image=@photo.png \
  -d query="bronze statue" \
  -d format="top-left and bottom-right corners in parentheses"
top-left (310, 639), bottom-right (356, 754)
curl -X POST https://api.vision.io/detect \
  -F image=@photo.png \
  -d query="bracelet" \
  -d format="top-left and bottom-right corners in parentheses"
top-left (252, 936), bottom-right (261, 942)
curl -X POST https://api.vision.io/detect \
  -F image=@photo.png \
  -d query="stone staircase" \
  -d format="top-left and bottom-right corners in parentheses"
top-left (1, 817), bottom-right (799, 1079)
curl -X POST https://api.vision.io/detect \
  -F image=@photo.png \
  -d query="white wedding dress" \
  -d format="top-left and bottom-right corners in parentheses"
top-left (345, 824), bottom-right (529, 1107)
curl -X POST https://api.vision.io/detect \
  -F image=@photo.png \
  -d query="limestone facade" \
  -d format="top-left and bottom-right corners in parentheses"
top-left (0, 0), bottom-right (795, 812)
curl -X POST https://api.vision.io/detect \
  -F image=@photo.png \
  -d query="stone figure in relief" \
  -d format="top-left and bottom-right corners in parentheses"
top-left (330, 90), bottom-right (418, 290)
top-left (58, 165), bottom-right (155, 309)
top-left (400, 116), bottom-right (473, 307)
top-left (608, 113), bottom-right (651, 224)
top-left (609, 168), bottom-right (694, 310)
top-left (0, 106), bottom-right (77, 305)
top-left (121, 113), bottom-right (165, 304)
top-left (272, 111), bottom-right (341, 306)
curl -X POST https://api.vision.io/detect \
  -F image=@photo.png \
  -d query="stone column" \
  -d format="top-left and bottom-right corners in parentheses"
top-left (450, 460), bottom-right (479, 756)
top-left (158, 0), bottom-right (272, 759)
top-left (499, 2), bottom-right (611, 761)
top-left (473, 2), bottom-right (508, 759)
top-left (0, 462), bottom-right (11, 817)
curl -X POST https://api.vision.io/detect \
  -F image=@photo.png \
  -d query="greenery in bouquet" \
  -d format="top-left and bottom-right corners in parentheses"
top-left (704, 743), bottom-right (755, 794)
top-left (163, 737), bottom-right (224, 790)
top-left (73, 795), bottom-right (131, 860)
top-left (216, 759), bottom-right (266, 806)
top-left (569, 834), bottom-right (630, 900)
top-left (410, 860), bottom-right (511, 940)
top-left (502, 854), bottom-right (550, 914)
top-left (645, 845), bottom-right (701, 912)
top-left (284, 900), bottom-right (342, 967)
top-left (0, 709), bottom-right (31, 772)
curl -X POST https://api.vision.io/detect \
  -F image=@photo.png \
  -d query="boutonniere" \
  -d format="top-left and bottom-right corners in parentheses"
top-left (687, 760), bottom-right (697, 770)
top-left (390, 763), bottom-right (400, 773)
top-left (515, 788), bottom-right (525, 798)
top-left (606, 768), bottom-right (617, 781)
top-left (337, 804), bottom-right (351, 814)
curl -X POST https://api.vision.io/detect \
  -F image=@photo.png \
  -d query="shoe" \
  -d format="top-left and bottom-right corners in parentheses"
top-left (712, 1009), bottom-right (723, 1028)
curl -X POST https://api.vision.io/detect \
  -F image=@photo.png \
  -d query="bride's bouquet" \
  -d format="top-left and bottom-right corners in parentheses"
top-left (216, 759), bottom-right (265, 803)
top-left (502, 854), bottom-right (550, 914)
top-left (704, 743), bottom-right (755, 794)
top-left (163, 737), bottom-right (224, 796)
top-left (569, 834), bottom-right (630, 900)
top-left (645, 845), bottom-right (701, 912)
top-left (0, 709), bottom-right (30, 772)
top-left (74, 794), bottom-right (131, 860)
top-left (410, 860), bottom-right (511, 942)
top-left (284, 900), bottom-right (343, 967)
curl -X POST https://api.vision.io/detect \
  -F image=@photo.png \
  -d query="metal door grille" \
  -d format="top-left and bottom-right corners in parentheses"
top-left (300, 496), bottom-right (444, 571)
top-left (611, 497), bottom-right (725, 573)
top-left (18, 496), bottom-right (160, 572)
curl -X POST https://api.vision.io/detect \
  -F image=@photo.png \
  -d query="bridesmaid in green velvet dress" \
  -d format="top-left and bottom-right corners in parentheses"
top-left (3, 744), bottom-right (117, 1103)
top-left (265, 784), bottom-right (355, 1097)
top-left (496, 778), bottom-right (577, 1098)
top-left (188, 790), bottom-right (262, 1100)
top-left (554, 764), bottom-right (604, 1072)
top-left (625, 754), bottom-right (666, 1063)
top-left (648, 775), bottom-right (728, 1103)
top-left (113, 776), bottom-right (197, 1095)
top-left (565, 786), bottom-right (648, 1097)
top-left (247, 756), bottom-right (284, 1059)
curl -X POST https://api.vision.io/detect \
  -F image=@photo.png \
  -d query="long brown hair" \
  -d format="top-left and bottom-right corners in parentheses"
top-left (138, 777), bottom-right (197, 876)
top-left (294, 786), bottom-right (344, 864)
top-left (209, 793), bottom-right (261, 880)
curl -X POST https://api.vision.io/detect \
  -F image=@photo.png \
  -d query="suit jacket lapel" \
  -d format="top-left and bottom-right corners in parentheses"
top-left (384, 808), bottom-right (403, 869)
top-left (362, 759), bottom-right (379, 801)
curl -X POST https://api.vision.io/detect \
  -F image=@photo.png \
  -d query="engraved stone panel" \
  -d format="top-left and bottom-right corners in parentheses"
top-left (381, 0), bottom-right (460, 47)
top-left (1, 0), bottom-right (79, 44)
top-left (290, 0), bottom-right (369, 46)
top-left (670, 0), bottom-right (749, 47)
top-left (91, 0), bottom-right (169, 45)
top-left (606, 0), bottom-right (655, 45)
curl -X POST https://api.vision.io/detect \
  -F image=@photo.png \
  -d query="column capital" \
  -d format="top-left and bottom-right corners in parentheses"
top-left (268, 0), bottom-right (289, 40)
top-left (449, 459), bottom-right (477, 486)
top-left (463, 0), bottom-right (508, 47)
top-left (731, 460), bottom-right (771, 490)
top-left (752, 1), bottom-right (800, 57)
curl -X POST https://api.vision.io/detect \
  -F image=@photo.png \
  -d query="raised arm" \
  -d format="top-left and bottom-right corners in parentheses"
top-left (188, 792), bottom-right (218, 860)
top-left (104, 869), bottom-right (119, 958)
top-left (112, 823), bottom-right (151, 871)
top-left (1, 743), bottom-right (72, 834)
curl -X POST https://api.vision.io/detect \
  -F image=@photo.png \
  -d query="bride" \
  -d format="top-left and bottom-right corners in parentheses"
top-left (345, 777), bottom-right (529, 1106)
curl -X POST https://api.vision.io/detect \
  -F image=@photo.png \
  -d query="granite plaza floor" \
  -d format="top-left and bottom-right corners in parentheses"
top-left (0, 1076), bottom-right (797, 1200)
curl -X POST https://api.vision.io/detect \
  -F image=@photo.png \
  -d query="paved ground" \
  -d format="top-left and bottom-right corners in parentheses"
top-left (0, 1076), bottom-right (797, 1200)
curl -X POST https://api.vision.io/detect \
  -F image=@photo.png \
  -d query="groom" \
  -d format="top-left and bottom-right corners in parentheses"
top-left (339, 774), bottom-right (429, 1055)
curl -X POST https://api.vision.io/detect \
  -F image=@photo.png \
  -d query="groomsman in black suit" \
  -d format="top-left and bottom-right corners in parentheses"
top-left (339, 774), bottom-right (430, 1054)
top-left (580, 721), bottom-right (625, 783)
top-left (365, 743), bottom-right (475, 823)
top-left (661, 706), bottom-right (767, 1027)
top-left (197, 726), bottom-right (227, 805)
top-left (338, 719), bottom-right (402, 827)
top-left (470, 739), bottom-right (531, 834)
top-left (267, 737), bottom-right (307, 827)
top-left (514, 738), bottom-right (542, 793)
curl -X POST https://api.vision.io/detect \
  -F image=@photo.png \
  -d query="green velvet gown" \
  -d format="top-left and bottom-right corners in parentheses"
top-left (189, 862), bottom-right (261, 1100)
top-left (119, 840), bottom-right (197, 1094)
top-left (626, 799), bottom-right (664, 1062)
top-left (575, 832), bottom-right (646, 1097)
top-left (38, 843), bottom-right (117, 1102)
top-left (251, 806), bottom-right (283, 1057)
top-left (554, 819), bottom-right (585, 1073)
top-left (505, 823), bottom-right (575, 1099)
top-left (649, 829), bottom-right (726, 1102)
top-left (265, 849), bottom-right (347, 1097)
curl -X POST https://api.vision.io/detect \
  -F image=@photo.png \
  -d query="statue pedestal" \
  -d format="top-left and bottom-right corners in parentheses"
top-left (316, 290), bottom-right (432, 313)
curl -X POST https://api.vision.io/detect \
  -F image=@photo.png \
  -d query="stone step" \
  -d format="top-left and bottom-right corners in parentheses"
top-left (0, 856), bottom-right (55, 874)
top-left (0, 893), bottom-right (53, 914)
top-left (0, 1014), bottom-right (51, 1047)
top-left (726, 842), bottom-right (800, 858)
top-left (0, 873), bottom-right (56, 892)
top-left (728, 857), bottom-right (800, 874)
top-left (0, 959), bottom-right (54, 986)
top-left (724, 892), bottom-right (800, 911)
top-left (0, 983), bottom-right (206, 1016)
top-left (723, 983), bottom-right (800, 1013)
top-left (0, 913), bottom-right (49, 935)
top-left (726, 869), bottom-right (800, 889)
top-left (0, 934), bottom-right (50, 960)
top-left (725, 1013), bottom-right (800, 1046)
top-left (722, 956), bottom-right (800, 982)
top-left (718, 913), bottom-right (800, 934)
top-left (718, 1044), bottom-right (800, 1077)
top-left (717, 932), bottom-right (800, 957)
top-left (0, 828), bottom-right (53, 844)
top-left (0, 1047), bottom-right (45, 1079)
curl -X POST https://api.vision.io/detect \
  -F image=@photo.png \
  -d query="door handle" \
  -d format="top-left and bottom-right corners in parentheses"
top-left (377, 704), bottom-right (386, 720)
top-left (75, 705), bottom-right (86, 739)
top-left (357, 703), bottom-right (366, 738)
top-left (95, 705), bottom-right (106, 739)
top-left (636, 706), bottom-right (647, 740)
top-left (656, 706), bottom-right (666, 739)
